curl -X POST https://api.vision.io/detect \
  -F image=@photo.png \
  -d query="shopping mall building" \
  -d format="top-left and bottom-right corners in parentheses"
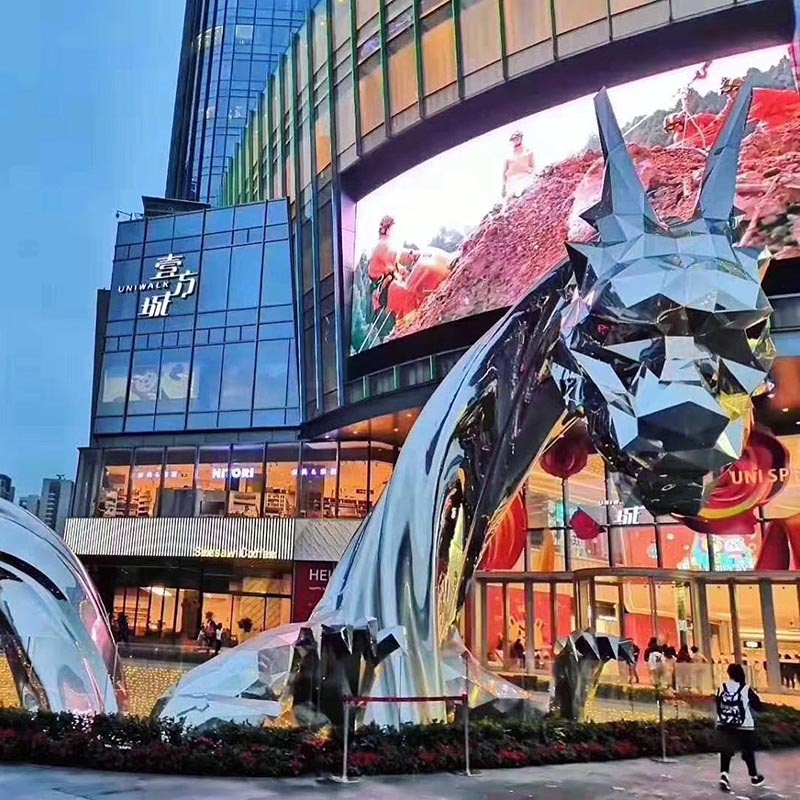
top-left (65, 0), bottom-right (800, 695)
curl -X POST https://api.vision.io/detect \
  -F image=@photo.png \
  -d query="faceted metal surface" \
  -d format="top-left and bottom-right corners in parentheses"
top-left (552, 87), bottom-right (774, 515)
top-left (0, 499), bottom-right (126, 714)
top-left (551, 631), bottom-right (636, 722)
top-left (158, 89), bottom-right (773, 729)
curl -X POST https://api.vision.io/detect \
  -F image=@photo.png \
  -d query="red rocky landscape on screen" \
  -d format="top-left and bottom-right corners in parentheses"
top-left (394, 93), bottom-right (800, 340)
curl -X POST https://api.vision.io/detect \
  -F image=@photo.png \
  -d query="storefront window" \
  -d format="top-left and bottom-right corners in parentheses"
top-left (201, 593), bottom-right (234, 637)
top-left (228, 444), bottom-right (265, 517)
top-left (161, 447), bottom-right (196, 517)
top-left (338, 442), bottom-right (369, 517)
top-left (129, 448), bottom-right (163, 517)
top-left (299, 442), bottom-right (338, 518)
top-left (529, 528), bottom-right (566, 572)
top-left (264, 443), bottom-right (299, 517)
top-left (197, 446), bottom-right (230, 516)
top-left (611, 523), bottom-right (657, 569)
top-left (96, 449), bottom-right (132, 517)
top-left (369, 442), bottom-right (395, 507)
top-left (660, 524), bottom-right (711, 571)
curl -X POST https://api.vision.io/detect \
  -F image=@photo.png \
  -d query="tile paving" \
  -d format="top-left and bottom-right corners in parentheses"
top-left (0, 751), bottom-right (797, 800)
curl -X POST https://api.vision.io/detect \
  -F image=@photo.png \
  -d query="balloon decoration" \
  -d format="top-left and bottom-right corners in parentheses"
top-left (684, 426), bottom-right (788, 536)
top-left (481, 492), bottom-right (528, 571)
top-left (570, 508), bottom-right (605, 541)
top-left (540, 424), bottom-right (591, 479)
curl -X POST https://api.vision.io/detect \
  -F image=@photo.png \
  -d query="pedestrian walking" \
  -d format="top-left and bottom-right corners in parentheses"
top-left (716, 663), bottom-right (765, 793)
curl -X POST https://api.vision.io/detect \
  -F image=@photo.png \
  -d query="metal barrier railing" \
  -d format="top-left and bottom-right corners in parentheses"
top-left (331, 692), bottom-right (473, 783)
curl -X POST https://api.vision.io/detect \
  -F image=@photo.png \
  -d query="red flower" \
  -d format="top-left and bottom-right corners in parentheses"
top-left (540, 425), bottom-right (590, 479)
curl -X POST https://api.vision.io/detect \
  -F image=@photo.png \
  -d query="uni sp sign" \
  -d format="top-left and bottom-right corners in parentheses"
top-left (116, 254), bottom-right (198, 318)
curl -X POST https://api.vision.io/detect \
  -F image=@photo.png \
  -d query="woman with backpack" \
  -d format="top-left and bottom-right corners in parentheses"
top-left (716, 663), bottom-right (765, 792)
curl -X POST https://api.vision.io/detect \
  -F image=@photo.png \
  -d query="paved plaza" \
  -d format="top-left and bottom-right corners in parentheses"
top-left (1, 751), bottom-right (797, 799)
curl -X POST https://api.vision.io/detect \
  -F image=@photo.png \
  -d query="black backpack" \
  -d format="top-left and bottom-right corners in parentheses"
top-left (717, 684), bottom-right (746, 730)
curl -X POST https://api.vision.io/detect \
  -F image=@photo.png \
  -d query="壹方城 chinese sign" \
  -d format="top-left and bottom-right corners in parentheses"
top-left (116, 254), bottom-right (198, 318)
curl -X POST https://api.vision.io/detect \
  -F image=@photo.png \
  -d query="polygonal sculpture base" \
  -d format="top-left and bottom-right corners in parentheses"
top-left (551, 630), bottom-right (636, 722)
top-left (155, 623), bottom-right (532, 729)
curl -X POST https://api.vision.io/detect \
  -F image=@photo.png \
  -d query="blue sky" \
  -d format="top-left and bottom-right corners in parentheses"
top-left (0, 2), bottom-right (184, 497)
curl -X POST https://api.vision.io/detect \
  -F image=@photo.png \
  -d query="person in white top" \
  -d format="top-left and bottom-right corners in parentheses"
top-left (716, 662), bottom-right (765, 792)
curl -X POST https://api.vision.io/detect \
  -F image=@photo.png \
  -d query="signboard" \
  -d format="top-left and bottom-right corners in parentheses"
top-left (116, 254), bottom-right (198, 318)
top-left (292, 561), bottom-right (336, 622)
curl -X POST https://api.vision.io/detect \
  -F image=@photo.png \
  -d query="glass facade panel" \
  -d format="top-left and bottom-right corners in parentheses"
top-left (387, 29), bottom-right (417, 115)
top-left (156, 348), bottom-right (192, 414)
top-left (97, 351), bottom-right (130, 417)
top-left (189, 345), bottom-right (224, 412)
top-left (198, 248), bottom-right (231, 313)
top-left (219, 342), bottom-right (257, 410)
top-left (421, 9), bottom-right (456, 95)
top-left (503, 0), bottom-right (552, 54)
top-left (554, 0), bottom-right (607, 34)
top-left (127, 350), bottom-right (161, 415)
top-left (359, 54), bottom-right (383, 134)
top-left (459, 0), bottom-right (501, 74)
top-left (255, 338), bottom-right (290, 407)
top-left (228, 243), bottom-right (263, 308)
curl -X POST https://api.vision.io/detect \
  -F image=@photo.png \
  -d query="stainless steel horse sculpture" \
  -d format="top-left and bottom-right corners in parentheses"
top-left (156, 86), bottom-right (774, 728)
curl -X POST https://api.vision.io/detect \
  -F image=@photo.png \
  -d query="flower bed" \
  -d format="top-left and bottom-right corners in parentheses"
top-left (0, 705), bottom-right (798, 778)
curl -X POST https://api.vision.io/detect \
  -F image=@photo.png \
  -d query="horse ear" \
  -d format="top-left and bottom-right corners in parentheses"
top-left (695, 84), bottom-right (753, 224)
top-left (582, 89), bottom-right (658, 231)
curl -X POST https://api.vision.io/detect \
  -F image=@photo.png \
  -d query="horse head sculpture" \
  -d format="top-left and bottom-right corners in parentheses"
top-left (553, 88), bottom-right (773, 517)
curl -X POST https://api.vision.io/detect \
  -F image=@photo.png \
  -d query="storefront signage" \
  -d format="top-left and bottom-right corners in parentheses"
top-left (291, 467), bottom-right (337, 477)
top-left (211, 467), bottom-right (255, 480)
top-left (292, 561), bottom-right (336, 622)
top-left (614, 506), bottom-right (645, 525)
top-left (730, 468), bottom-right (795, 484)
top-left (116, 254), bottom-right (198, 318)
top-left (193, 546), bottom-right (277, 559)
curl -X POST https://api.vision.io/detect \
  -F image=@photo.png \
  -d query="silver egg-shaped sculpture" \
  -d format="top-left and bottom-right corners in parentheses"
top-left (0, 499), bottom-right (126, 714)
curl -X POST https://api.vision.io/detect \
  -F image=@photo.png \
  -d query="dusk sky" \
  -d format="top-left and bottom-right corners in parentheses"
top-left (0, 2), bottom-right (184, 496)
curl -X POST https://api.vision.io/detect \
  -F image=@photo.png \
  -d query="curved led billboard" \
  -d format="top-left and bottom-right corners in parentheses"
top-left (349, 44), bottom-right (800, 355)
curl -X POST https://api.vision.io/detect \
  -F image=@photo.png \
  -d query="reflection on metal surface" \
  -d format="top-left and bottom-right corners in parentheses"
top-left (158, 88), bottom-right (774, 729)
top-left (552, 631), bottom-right (636, 722)
top-left (0, 500), bottom-right (126, 714)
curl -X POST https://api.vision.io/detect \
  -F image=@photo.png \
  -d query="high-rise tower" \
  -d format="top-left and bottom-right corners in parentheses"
top-left (165, 0), bottom-right (311, 207)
